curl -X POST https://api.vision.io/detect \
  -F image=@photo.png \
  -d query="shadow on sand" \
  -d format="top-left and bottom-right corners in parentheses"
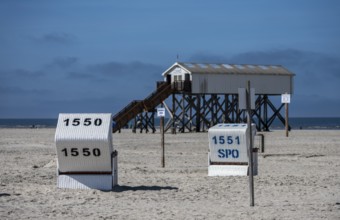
top-left (0, 193), bottom-right (11, 197)
top-left (112, 185), bottom-right (178, 192)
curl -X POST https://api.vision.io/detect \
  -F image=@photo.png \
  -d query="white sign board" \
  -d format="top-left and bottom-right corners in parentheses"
top-left (238, 88), bottom-right (255, 110)
top-left (157, 108), bottom-right (166, 117)
top-left (281, 94), bottom-right (291, 103)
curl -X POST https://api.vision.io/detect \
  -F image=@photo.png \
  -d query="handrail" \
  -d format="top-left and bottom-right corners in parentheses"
top-left (113, 100), bottom-right (141, 120)
top-left (112, 81), bottom-right (180, 132)
top-left (144, 81), bottom-right (168, 101)
top-left (143, 83), bottom-right (172, 110)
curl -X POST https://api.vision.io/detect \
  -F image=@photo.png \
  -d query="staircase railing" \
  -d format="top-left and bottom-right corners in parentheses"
top-left (112, 81), bottom-right (173, 132)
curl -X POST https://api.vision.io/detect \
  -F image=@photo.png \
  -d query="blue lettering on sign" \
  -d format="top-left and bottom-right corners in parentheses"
top-left (212, 135), bottom-right (240, 145)
top-left (217, 149), bottom-right (239, 158)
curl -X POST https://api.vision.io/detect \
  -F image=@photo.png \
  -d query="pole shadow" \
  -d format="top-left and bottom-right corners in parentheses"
top-left (112, 185), bottom-right (178, 192)
top-left (0, 193), bottom-right (11, 197)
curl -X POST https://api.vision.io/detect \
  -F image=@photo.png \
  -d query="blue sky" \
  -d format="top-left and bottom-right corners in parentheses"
top-left (1, 0), bottom-right (340, 118)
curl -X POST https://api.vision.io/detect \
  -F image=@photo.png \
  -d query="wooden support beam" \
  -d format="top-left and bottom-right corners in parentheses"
top-left (132, 91), bottom-right (291, 133)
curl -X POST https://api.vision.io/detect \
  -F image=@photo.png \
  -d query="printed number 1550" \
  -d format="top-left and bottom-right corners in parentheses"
top-left (61, 148), bottom-right (101, 157)
top-left (63, 118), bottom-right (102, 126)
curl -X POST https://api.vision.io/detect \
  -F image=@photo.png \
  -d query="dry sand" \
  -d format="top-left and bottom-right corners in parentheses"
top-left (0, 128), bottom-right (339, 219)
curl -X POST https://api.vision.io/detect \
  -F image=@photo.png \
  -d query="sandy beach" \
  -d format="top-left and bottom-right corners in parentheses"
top-left (0, 128), bottom-right (339, 219)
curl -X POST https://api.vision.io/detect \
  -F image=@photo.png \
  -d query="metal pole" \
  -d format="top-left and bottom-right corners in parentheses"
top-left (246, 80), bottom-right (255, 207)
top-left (161, 115), bottom-right (165, 168)
top-left (285, 102), bottom-right (289, 137)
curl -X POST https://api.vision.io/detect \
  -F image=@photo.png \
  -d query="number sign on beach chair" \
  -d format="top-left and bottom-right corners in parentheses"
top-left (55, 113), bottom-right (118, 190)
top-left (208, 123), bottom-right (258, 176)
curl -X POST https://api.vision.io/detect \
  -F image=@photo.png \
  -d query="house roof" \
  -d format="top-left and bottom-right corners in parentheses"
top-left (162, 62), bottom-right (295, 76)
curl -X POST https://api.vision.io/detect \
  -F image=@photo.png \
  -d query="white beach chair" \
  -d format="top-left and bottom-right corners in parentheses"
top-left (55, 113), bottom-right (118, 190)
top-left (208, 123), bottom-right (257, 176)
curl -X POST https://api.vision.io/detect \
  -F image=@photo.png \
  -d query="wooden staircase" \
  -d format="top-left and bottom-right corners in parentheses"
top-left (112, 82), bottom-right (173, 133)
